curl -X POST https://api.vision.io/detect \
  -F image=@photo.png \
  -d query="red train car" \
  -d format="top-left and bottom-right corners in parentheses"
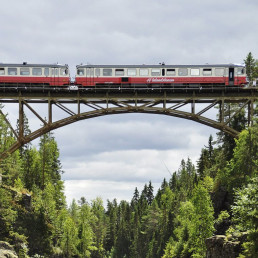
top-left (75, 64), bottom-right (247, 87)
top-left (0, 63), bottom-right (70, 86)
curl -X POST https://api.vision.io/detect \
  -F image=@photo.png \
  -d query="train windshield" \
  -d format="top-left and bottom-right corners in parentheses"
top-left (77, 68), bottom-right (84, 76)
top-left (61, 68), bottom-right (68, 76)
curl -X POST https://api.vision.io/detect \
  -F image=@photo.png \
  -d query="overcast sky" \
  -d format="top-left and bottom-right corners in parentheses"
top-left (1, 0), bottom-right (258, 206)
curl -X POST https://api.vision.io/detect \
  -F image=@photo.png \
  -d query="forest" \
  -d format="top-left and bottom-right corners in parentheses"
top-left (0, 53), bottom-right (257, 257)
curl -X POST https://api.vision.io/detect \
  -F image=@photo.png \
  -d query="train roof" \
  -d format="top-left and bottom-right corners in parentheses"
top-left (0, 63), bottom-right (69, 68)
top-left (76, 64), bottom-right (245, 69)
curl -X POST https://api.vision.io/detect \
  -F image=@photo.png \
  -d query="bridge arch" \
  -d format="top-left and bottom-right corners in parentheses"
top-left (0, 88), bottom-right (257, 160)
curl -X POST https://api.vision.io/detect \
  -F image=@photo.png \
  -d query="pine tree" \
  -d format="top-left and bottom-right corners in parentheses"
top-left (114, 201), bottom-right (131, 257)
top-left (197, 148), bottom-right (210, 179)
top-left (244, 52), bottom-right (256, 85)
top-left (146, 181), bottom-right (154, 205)
top-left (91, 197), bottom-right (107, 257)
top-left (129, 206), bottom-right (141, 258)
top-left (61, 216), bottom-right (79, 257)
top-left (190, 184), bottom-right (215, 256)
top-left (226, 123), bottom-right (258, 191)
top-left (78, 203), bottom-right (97, 257)
top-left (169, 172), bottom-right (178, 192)
top-left (131, 187), bottom-right (139, 208)
top-left (217, 103), bottom-right (247, 161)
top-left (38, 132), bottom-right (63, 190)
top-left (105, 199), bottom-right (118, 252)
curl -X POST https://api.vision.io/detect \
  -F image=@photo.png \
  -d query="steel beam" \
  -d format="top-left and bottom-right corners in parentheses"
top-left (0, 87), bottom-right (257, 160)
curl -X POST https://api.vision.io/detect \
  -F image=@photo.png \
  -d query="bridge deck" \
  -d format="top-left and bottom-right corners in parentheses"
top-left (0, 87), bottom-right (257, 103)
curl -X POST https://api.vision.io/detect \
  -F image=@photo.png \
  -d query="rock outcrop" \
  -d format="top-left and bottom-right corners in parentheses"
top-left (211, 186), bottom-right (231, 217)
top-left (206, 235), bottom-right (242, 258)
top-left (0, 241), bottom-right (18, 258)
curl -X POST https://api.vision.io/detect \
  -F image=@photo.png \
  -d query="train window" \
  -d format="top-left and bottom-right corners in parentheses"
top-left (190, 68), bottom-right (200, 76)
top-left (103, 69), bottom-right (112, 76)
top-left (0, 68), bottom-right (5, 75)
top-left (237, 68), bottom-right (245, 75)
top-left (86, 68), bottom-right (94, 76)
top-left (77, 68), bottom-right (84, 76)
top-left (51, 68), bottom-right (58, 76)
top-left (151, 69), bottom-right (161, 76)
top-left (203, 69), bottom-right (212, 76)
top-left (215, 68), bottom-right (224, 76)
top-left (8, 68), bottom-right (17, 75)
top-left (178, 68), bottom-right (188, 76)
top-left (127, 68), bottom-right (137, 76)
top-left (61, 68), bottom-right (68, 76)
top-left (20, 68), bottom-right (30, 76)
top-left (44, 68), bottom-right (49, 76)
top-left (32, 68), bottom-right (42, 76)
top-left (140, 68), bottom-right (149, 76)
top-left (95, 68), bottom-right (100, 76)
top-left (115, 69), bottom-right (124, 76)
top-left (166, 69), bottom-right (176, 76)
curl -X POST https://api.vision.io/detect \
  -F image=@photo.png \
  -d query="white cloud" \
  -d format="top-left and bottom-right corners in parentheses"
top-left (62, 149), bottom-right (186, 181)
top-left (65, 179), bottom-right (166, 207)
top-left (1, 0), bottom-right (257, 204)
top-left (54, 114), bottom-right (215, 157)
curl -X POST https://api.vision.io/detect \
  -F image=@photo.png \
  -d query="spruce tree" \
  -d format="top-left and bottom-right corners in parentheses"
top-left (244, 52), bottom-right (256, 85)
top-left (146, 181), bottom-right (154, 205)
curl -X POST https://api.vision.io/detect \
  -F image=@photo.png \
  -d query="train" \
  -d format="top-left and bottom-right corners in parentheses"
top-left (0, 63), bottom-right (70, 86)
top-left (0, 62), bottom-right (247, 88)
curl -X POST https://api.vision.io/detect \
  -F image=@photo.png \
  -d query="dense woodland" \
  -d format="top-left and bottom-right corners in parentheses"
top-left (0, 53), bottom-right (258, 257)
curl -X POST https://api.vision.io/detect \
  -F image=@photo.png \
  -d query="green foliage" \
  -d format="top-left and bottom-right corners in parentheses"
top-left (216, 210), bottom-right (230, 224)
top-left (60, 216), bottom-right (79, 256)
top-left (0, 187), bottom-right (18, 239)
top-left (20, 147), bottom-right (41, 190)
top-left (244, 52), bottom-right (256, 84)
top-left (254, 59), bottom-right (258, 79)
top-left (201, 176), bottom-right (214, 192)
top-left (225, 124), bottom-right (258, 191)
top-left (216, 103), bottom-right (247, 162)
top-left (190, 184), bottom-right (215, 256)
top-left (79, 203), bottom-right (97, 257)
top-left (163, 201), bottom-right (194, 257)
top-left (230, 177), bottom-right (258, 257)
top-left (163, 183), bottom-right (214, 257)
top-left (38, 132), bottom-right (63, 190)
top-left (90, 197), bottom-right (106, 257)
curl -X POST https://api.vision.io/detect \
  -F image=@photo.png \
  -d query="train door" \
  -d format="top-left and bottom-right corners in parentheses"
top-left (50, 68), bottom-right (59, 86)
top-left (44, 67), bottom-right (50, 86)
top-left (229, 67), bottom-right (234, 86)
top-left (86, 67), bottom-right (94, 86)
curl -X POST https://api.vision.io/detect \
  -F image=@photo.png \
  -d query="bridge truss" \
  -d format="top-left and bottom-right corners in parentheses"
top-left (0, 87), bottom-right (257, 160)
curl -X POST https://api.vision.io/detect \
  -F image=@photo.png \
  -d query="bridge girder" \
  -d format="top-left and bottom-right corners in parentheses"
top-left (0, 88), bottom-right (257, 160)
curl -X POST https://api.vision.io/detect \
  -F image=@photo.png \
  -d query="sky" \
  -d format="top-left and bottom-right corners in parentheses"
top-left (1, 0), bottom-right (258, 207)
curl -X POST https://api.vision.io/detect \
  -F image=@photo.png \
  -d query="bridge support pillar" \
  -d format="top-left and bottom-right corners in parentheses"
top-left (220, 98), bottom-right (225, 124)
top-left (48, 99), bottom-right (52, 124)
top-left (19, 99), bottom-right (24, 143)
top-left (248, 100), bottom-right (254, 127)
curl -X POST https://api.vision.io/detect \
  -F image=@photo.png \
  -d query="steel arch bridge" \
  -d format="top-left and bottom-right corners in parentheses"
top-left (0, 87), bottom-right (257, 160)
